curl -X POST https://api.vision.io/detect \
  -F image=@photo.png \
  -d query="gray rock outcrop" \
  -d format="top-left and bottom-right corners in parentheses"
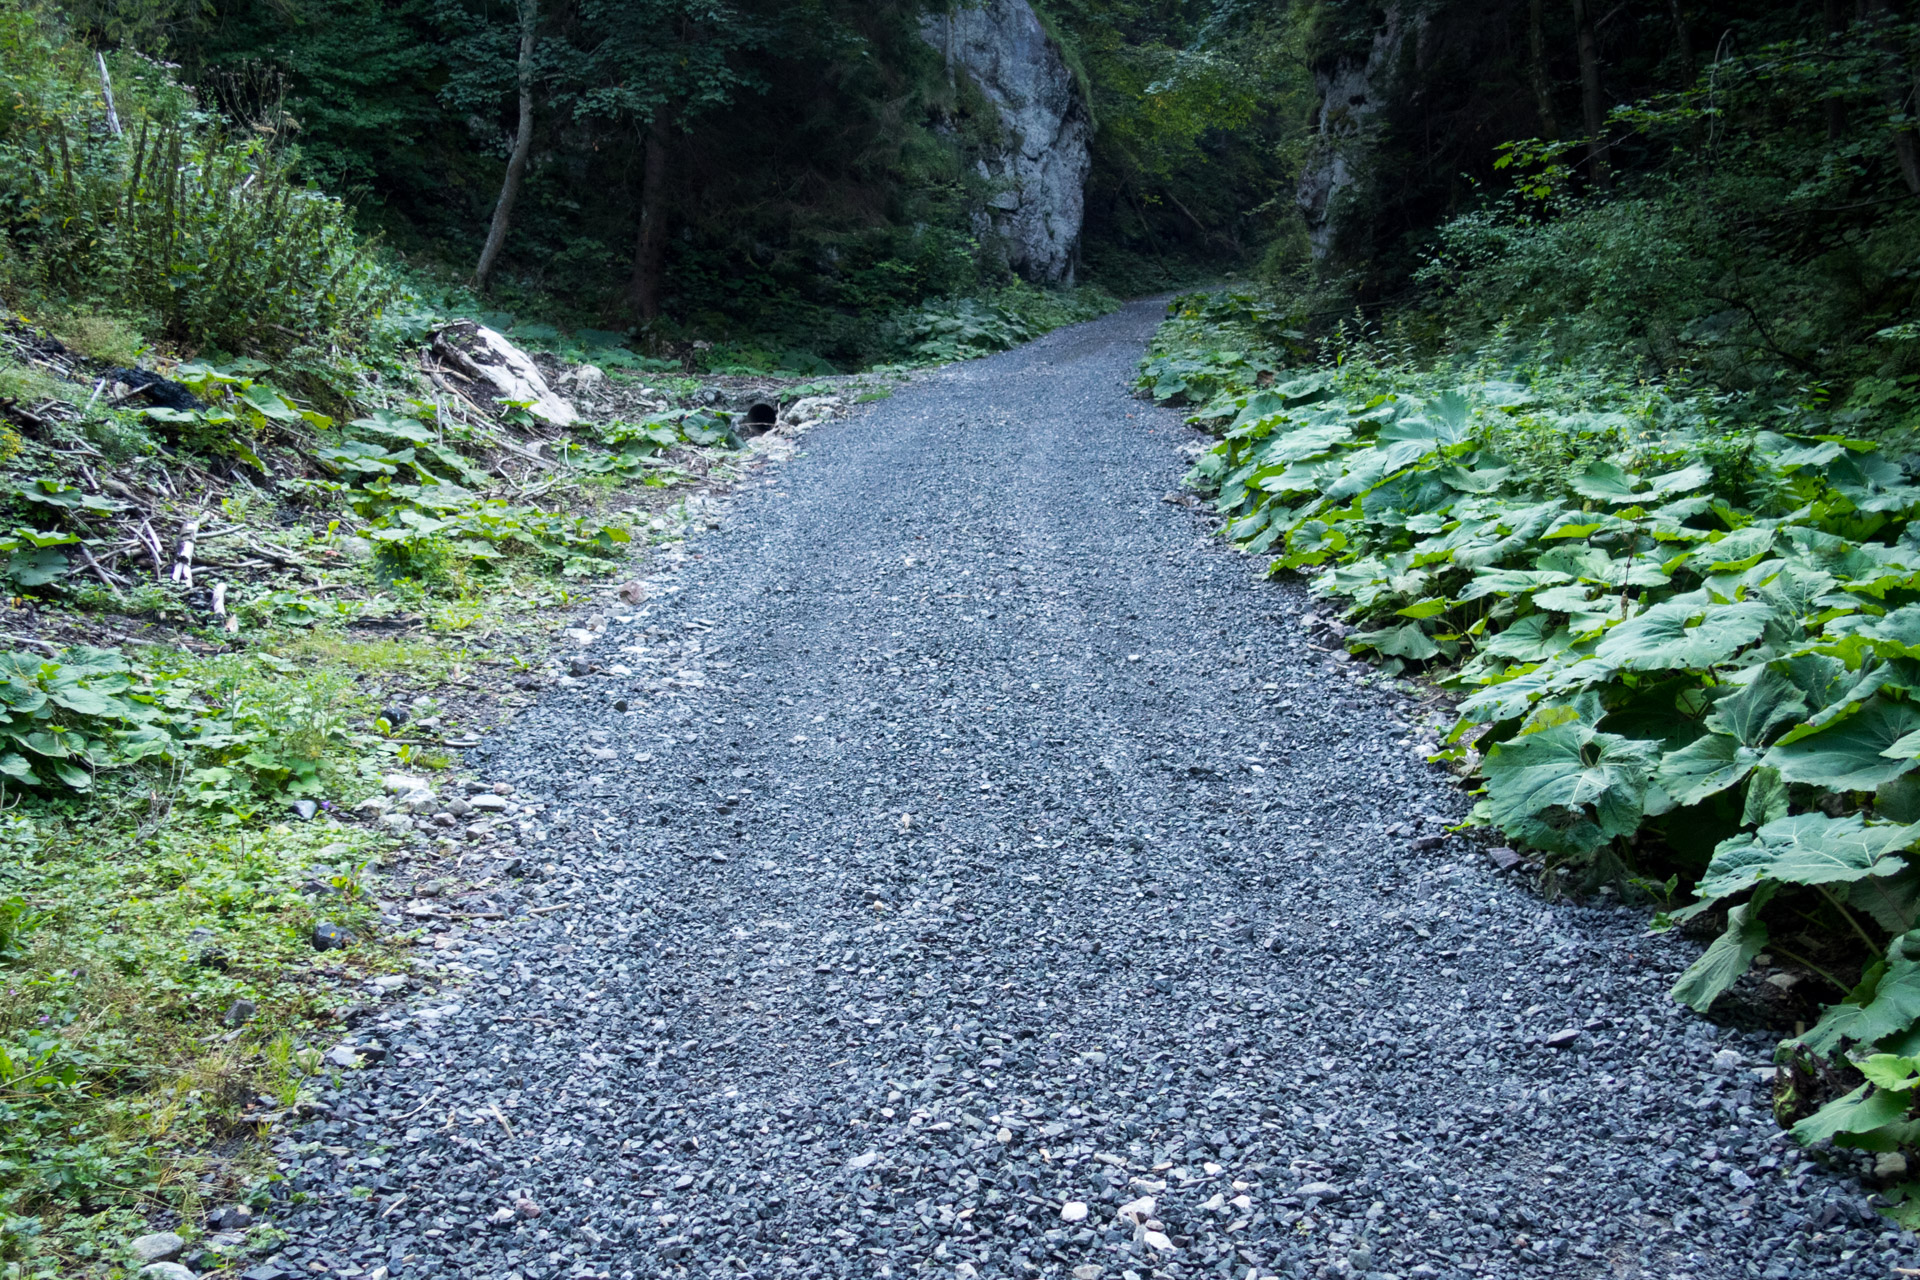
top-left (922, 1), bottom-right (1091, 283)
top-left (1297, 7), bottom-right (1409, 259)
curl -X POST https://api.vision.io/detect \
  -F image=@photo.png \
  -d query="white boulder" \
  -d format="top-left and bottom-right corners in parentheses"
top-left (432, 321), bottom-right (577, 427)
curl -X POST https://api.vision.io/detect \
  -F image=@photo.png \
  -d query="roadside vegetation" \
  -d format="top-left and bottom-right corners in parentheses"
top-left (1146, 10), bottom-right (1920, 1211)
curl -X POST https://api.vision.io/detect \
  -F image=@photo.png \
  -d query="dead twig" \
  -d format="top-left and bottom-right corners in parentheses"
top-left (74, 541), bottom-right (130, 590)
top-left (136, 518), bottom-right (166, 580)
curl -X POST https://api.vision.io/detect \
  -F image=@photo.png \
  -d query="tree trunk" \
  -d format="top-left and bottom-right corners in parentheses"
top-left (1667, 0), bottom-right (1692, 82)
top-left (1868, 0), bottom-right (1920, 193)
top-left (628, 117), bottom-right (672, 322)
top-left (1570, 0), bottom-right (1610, 190)
top-left (1527, 0), bottom-right (1559, 138)
top-left (1826, 0), bottom-right (1849, 142)
top-left (473, 0), bottom-right (538, 293)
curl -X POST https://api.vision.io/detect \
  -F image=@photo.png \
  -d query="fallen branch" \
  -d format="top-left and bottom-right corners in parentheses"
top-left (172, 517), bottom-right (198, 587)
top-left (0, 634), bottom-right (58, 656)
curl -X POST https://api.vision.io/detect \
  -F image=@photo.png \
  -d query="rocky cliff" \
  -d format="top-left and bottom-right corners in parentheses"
top-left (921, 1), bottom-right (1091, 283)
top-left (1297, 8), bottom-right (1408, 260)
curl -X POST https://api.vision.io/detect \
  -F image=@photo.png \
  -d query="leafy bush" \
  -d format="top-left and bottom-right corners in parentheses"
top-left (886, 283), bottom-right (1118, 364)
top-left (0, 6), bottom-right (389, 355)
top-left (1414, 24), bottom-right (1920, 407)
top-left (1152, 303), bottom-right (1920, 1170)
top-left (0, 643), bottom-right (372, 820)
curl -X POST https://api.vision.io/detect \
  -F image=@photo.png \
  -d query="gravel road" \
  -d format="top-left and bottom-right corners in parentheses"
top-left (266, 300), bottom-right (1911, 1280)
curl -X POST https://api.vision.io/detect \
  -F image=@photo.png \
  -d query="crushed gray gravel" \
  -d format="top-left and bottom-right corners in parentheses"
top-left (262, 300), bottom-right (1913, 1280)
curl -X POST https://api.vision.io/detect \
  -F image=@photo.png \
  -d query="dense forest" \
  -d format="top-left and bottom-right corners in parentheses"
top-left (6, 0), bottom-right (1920, 1273)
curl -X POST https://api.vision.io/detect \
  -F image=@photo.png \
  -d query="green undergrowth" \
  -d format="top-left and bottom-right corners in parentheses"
top-left (0, 640), bottom-right (428, 1275)
top-left (0, 319), bottom-right (783, 1277)
top-left (1148, 289), bottom-right (1920, 1196)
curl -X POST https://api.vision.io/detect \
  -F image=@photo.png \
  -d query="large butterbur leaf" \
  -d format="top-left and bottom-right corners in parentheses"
top-left (1791, 1083), bottom-right (1918, 1147)
top-left (1764, 695), bottom-right (1920, 791)
top-left (1570, 461), bottom-right (1642, 503)
top-left (1706, 666), bottom-right (1808, 747)
top-left (1479, 721), bottom-right (1657, 856)
top-left (1672, 888), bottom-right (1774, 1013)
top-left (1653, 733), bottom-right (1760, 807)
top-left (1693, 812), bottom-right (1916, 902)
top-left (1354, 624), bottom-right (1439, 660)
top-left (1804, 930), bottom-right (1920, 1055)
top-left (1593, 598), bottom-right (1773, 670)
top-left (1852, 861), bottom-right (1920, 934)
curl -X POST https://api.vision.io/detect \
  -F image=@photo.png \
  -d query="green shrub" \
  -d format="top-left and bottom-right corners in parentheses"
top-left (0, 4), bottom-right (390, 356)
top-left (885, 283), bottom-right (1119, 364)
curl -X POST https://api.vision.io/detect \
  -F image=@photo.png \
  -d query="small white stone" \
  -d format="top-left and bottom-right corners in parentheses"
top-left (383, 773), bottom-right (428, 795)
top-left (1060, 1201), bottom-right (1089, 1222)
top-left (1116, 1195), bottom-right (1155, 1223)
top-left (139, 1265), bottom-right (195, 1280)
top-left (1143, 1230), bottom-right (1175, 1252)
top-left (130, 1233), bottom-right (185, 1265)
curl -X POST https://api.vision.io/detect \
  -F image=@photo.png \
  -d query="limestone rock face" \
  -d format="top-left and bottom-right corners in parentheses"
top-left (921, 1), bottom-right (1091, 283)
top-left (1297, 7), bottom-right (1408, 259)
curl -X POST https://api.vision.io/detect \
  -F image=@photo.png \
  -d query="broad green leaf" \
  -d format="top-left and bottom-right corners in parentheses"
top-left (45, 683), bottom-right (113, 717)
top-left (1653, 733), bottom-right (1759, 807)
top-left (1645, 460), bottom-right (1714, 498)
top-left (1672, 887), bottom-right (1773, 1012)
top-left (1705, 666), bottom-right (1808, 747)
top-left (1742, 765), bottom-right (1790, 826)
top-left (1804, 929), bottom-right (1920, 1054)
top-left (1765, 696), bottom-right (1920, 791)
top-left (1450, 568), bottom-right (1572, 602)
top-left (1860, 1054), bottom-right (1920, 1091)
top-left (350, 409), bottom-right (438, 444)
top-left (1777, 652), bottom-right (1855, 713)
top-left (1533, 584), bottom-right (1600, 613)
top-left (1694, 812), bottom-right (1916, 902)
top-left (1570, 461), bottom-right (1642, 502)
top-left (1482, 615), bottom-right (1571, 662)
top-left (1396, 598), bottom-right (1449, 620)
top-left (1480, 722), bottom-right (1656, 856)
top-left (7, 548), bottom-right (68, 587)
top-left (1437, 463), bottom-right (1512, 494)
top-left (1354, 624), bottom-right (1439, 660)
top-left (1791, 1083), bottom-right (1915, 1145)
top-left (1857, 864), bottom-right (1920, 941)
top-left (1885, 728), bottom-right (1920, 760)
top-left (1593, 599), bottom-right (1772, 670)
top-left (1698, 525), bottom-right (1777, 571)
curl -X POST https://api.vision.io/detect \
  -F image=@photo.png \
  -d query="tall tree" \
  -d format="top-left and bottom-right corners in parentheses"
top-left (630, 116), bottom-right (671, 320)
top-left (473, 0), bottom-right (539, 291)
top-left (555, 0), bottom-right (764, 322)
top-left (1866, 0), bottom-right (1920, 194)
top-left (1527, 0), bottom-right (1559, 138)
top-left (1570, 0), bottom-right (1609, 190)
